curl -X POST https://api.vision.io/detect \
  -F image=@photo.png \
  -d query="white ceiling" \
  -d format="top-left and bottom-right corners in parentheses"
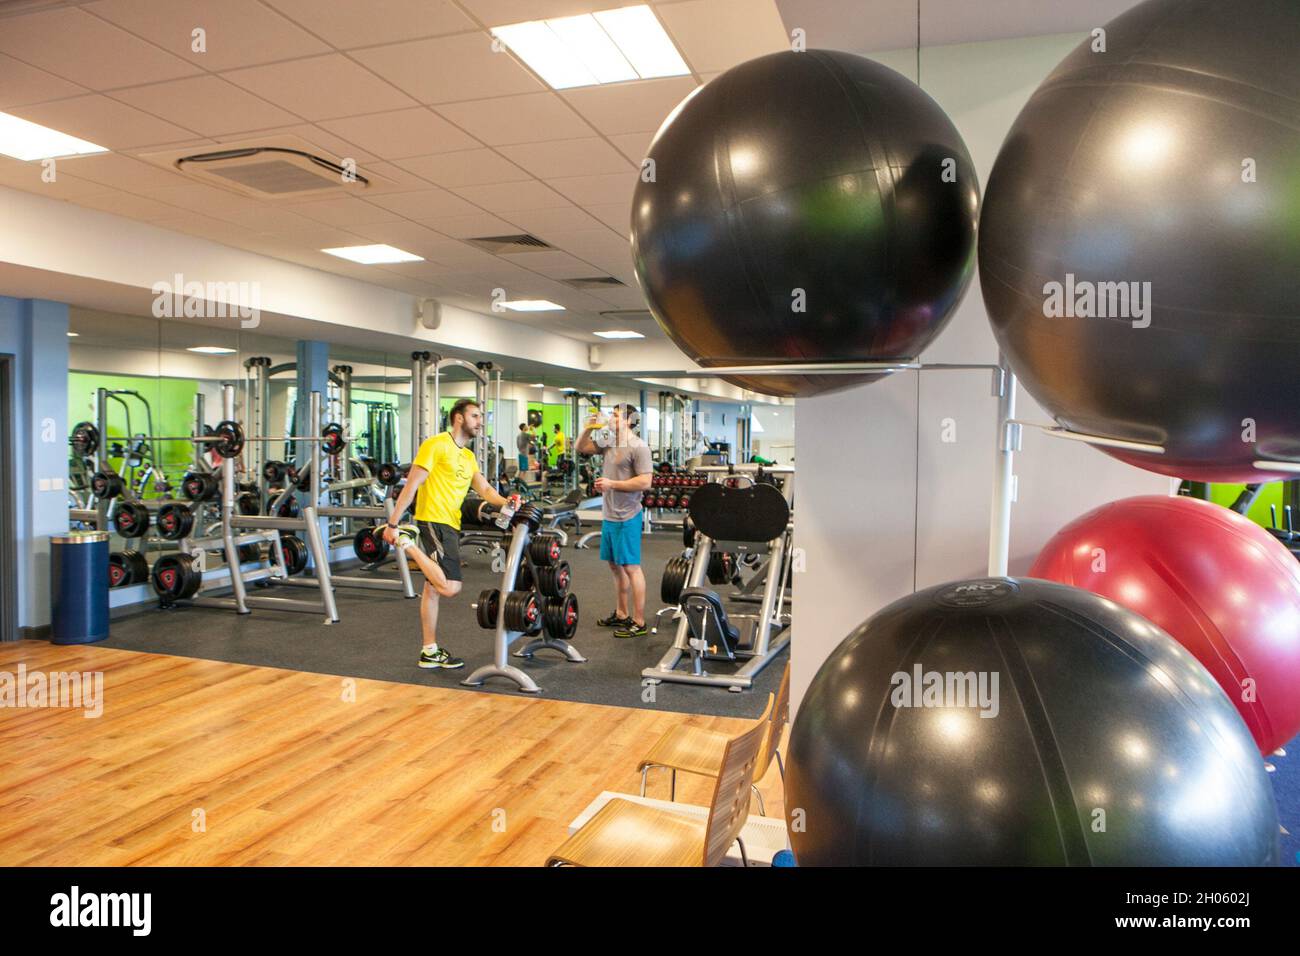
top-left (1, 0), bottom-right (1118, 347)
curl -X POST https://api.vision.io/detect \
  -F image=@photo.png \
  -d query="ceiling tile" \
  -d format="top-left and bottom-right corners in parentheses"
top-left (0, 53), bottom-right (87, 108)
top-left (449, 180), bottom-right (571, 214)
top-left (433, 92), bottom-right (594, 146)
top-left (73, 191), bottom-right (189, 221)
top-left (319, 108), bottom-right (480, 160)
top-left (498, 137), bottom-right (632, 179)
top-left (414, 211), bottom-right (521, 238)
top-left (533, 226), bottom-right (629, 260)
top-left (207, 124), bottom-right (378, 164)
top-left (349, 33), bottom-right (542, 104)
top-left (365, 187), bottom-right (482, 219)
top-left (346, 218), bottom-right (457, 253)
top-left (258, 223), bottom-right (369, 248)
top-left (396, 148), bottom-right (530, 188)
top-left (584, 202), bottom-right (634, 233)
top-left (607, 130), bottom-right (655, 163)
top-left (655, 0), bottom-right (789, 73)
top-left (279, 196), bottom-right (405, 227)
top-left (85, 0), bottom-right (331, 71)
top-left (109, 75), bottom-right (301, 136)
top-left (458, 0), bottom-right (612, 27)
top-left (0, 7), bottom-right (200, 90)
top-left (561, 76), bottom-right (698, 135)
top-left (502, 206), bottom-right (606, 237)
top-left (546, 171), bottom-right (635, 206)
top-left (499, 249), bottom-right (601, 279)
top-left (140, 181), bottom-right (277, 226)
top-left (361, 161), bottom-right (435, 193)
top-left (55, 152), bottom-right (194, 191)
top-left (223, 54), bottom-right (418, 121)
top-left (11, 95), bottom-right (199, 149)
top-left (588, 285), bottom-right (648, 309)
top-left (0, 159), bottom-right (114, 201)
top-left (262, 0), bottom-right (475, 49)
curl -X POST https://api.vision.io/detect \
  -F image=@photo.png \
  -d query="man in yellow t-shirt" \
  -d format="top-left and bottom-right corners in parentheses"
top-left (383, 398), bottom-right (510, 671)
top-left (551, 423), bottom-right (566, 467)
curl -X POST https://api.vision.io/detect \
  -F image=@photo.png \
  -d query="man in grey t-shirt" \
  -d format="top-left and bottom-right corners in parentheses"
top-left (515, 423), bottom-right (531, 474)
top-left (575, 403), bottom-right (654, 638)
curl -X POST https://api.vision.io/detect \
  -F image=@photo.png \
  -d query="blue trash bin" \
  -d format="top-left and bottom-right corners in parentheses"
top-left (51, 531), bottom-right (109, 645)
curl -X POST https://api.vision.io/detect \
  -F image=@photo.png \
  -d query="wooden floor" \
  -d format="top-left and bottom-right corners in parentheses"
top-left (0, 641), bottom-right (784, 866)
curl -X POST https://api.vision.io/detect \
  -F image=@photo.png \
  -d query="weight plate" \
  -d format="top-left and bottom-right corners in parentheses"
top-left (353, 526), bottom-right (389, 564)
top-left (279, 534), bottom-right (308, 575)
top-left (70, 421), bottom-right (99, 457)
top-left (112, 501), bottom-right (150, 538)
top-left (155, 503), bottom-right (194, 541)
top-left (476, 588), bottom-right (501, 629)
top-left (151, 553), bottom-right (201, 604)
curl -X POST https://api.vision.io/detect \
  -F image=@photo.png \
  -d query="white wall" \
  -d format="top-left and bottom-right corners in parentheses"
top-left (790, 32), bottom-right (1171, 710)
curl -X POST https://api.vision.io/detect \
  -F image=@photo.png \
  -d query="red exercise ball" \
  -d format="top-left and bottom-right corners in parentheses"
top-left (1031, 495), bottom-right (1300, 755)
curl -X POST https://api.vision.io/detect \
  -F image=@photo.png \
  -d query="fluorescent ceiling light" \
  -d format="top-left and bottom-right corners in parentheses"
top-left (66, 331), bottom-right (79, 337)
top-left (530, 382), bottom-right (546, 388)
top-left (187, 346), bottom-right (237, 354)
top-left (500, 299), bottom-right (564, 312)
top-left (589, 391), bottom-right (606, 397)
top-left (593, 6), bottom-right (690, 80)
top-left (594, 329), bottom-right (644, 339)
top-left (492, 4), bottom-right (688, 90)
top-left (322, 244), bottom-right (422, 264)
top-left (0, 111), bottom-right (107, 161)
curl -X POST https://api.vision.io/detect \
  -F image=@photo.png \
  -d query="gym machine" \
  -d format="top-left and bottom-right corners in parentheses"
top-left (644, 465), bottom-right (794, 692)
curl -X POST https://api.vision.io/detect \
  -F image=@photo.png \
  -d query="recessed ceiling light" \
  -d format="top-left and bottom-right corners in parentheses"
top-left (589, 391), bottom-right (606, 397)
top-left (0, 111), bottom-right (107, 161)
top-left (530, 382), bottom-right (546, 388)
top-left (187, 346), bottom-right (237, 355)
top-left (500, 299), bottom-right (564, 312)
top-left (322, 244), bottom-right (423, 264)
top-left (66, 331), bottom-right (79, 337)
top-left (594, 330), bottom-right (644, 339)
top-left (491, 4), bottom-right (689, 91)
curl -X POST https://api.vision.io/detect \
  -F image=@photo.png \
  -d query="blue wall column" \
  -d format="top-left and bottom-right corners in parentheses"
top-left (0, 297), bottom-right (70, 637)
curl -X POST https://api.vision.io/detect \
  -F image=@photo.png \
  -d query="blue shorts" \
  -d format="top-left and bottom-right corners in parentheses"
top-left (600, 514), bottom-right (642, 566)
top-left (517, 453), bottom-right (529, 471)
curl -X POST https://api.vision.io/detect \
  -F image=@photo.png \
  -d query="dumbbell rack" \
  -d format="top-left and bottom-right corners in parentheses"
top-left (462, 505), bottom-right (586, 694)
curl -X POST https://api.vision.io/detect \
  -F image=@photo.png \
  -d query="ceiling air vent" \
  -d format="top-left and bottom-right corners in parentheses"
top-left (563, 276), bottom-right (626, 289)
top-left (173, 147), bottom-right (370, 199)
top-left (465, 234), bottom-right (553, 253)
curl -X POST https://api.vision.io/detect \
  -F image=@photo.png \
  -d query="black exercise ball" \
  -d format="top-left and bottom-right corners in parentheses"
top-left (631, 50), bottom-right (979, 398)
top-left (786, 577), bottom-right (1279, 866)
top-left (980, 0), bottom-right (1300, 482)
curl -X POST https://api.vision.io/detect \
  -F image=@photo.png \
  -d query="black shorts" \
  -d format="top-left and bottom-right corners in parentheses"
top-left (417, 521), bottom-right (463, 582)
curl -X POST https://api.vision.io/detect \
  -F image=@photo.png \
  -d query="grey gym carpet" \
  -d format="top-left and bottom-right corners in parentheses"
top-left (99, 531), bottom-right (786, 719)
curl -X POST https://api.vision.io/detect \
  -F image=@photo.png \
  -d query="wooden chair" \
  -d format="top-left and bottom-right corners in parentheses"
top-left (546, 695), bottom-right (773, 867)
top-left (637, 662), bottom-right (790, 815)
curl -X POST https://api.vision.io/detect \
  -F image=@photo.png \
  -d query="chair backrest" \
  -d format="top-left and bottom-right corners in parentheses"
top-left (753, 662), bottom-right (791, 778)
top-left (701, 693), bottom-right (774, 866)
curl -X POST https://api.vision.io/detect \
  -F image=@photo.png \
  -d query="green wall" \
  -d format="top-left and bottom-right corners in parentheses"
top-left (69, 373), bottom-right (201, 492)
top-left (1205, 482), bottom-right (1287, 530)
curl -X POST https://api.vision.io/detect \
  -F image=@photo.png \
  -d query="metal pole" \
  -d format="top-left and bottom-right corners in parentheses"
top-left (193, 392), bottom-right (205, 471)
top-left (988, 356), bottom-right (1019, 577)
top-left (220, 383), bottom-right (250, 614)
